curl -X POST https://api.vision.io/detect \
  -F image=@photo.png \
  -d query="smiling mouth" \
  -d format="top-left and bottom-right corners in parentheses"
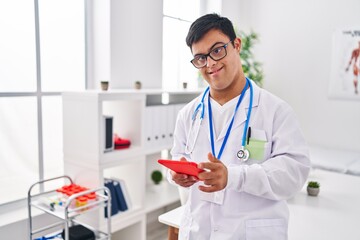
top-left (208, 66), bottom-right (223, 75)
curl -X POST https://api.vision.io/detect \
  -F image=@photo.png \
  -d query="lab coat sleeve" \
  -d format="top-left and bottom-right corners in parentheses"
top-left (227, 102), bottom-right (311, 201)
top-left (167, 108), bottom-right (191, 185)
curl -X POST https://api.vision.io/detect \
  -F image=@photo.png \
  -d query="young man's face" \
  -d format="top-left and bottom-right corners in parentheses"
top-left (191, 29), bottom-right (242, 91)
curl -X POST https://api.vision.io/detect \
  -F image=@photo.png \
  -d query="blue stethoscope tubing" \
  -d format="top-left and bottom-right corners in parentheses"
top-left (192, 87), bottom-right (210, 121)
top-left (190, 78), bottom-right (253, 161)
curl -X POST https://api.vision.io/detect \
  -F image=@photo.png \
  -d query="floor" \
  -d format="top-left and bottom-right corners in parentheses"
top-left (147, 222), bottom-right (168, 240)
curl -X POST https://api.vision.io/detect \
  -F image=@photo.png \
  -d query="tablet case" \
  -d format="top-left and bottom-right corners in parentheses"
top-left (158, 159), bottom-right (204, 177)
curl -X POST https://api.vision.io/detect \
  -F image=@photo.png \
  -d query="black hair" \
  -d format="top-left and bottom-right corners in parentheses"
top-left (186, 13), bottom-right (236, 48)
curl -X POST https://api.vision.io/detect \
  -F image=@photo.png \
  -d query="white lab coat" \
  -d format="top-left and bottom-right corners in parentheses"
top-left (169, 80), bottom-right (311, 240)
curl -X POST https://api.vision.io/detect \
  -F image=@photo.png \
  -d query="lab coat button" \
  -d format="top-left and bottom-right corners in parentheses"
top-left (213, 226), bottom-right (219, 232)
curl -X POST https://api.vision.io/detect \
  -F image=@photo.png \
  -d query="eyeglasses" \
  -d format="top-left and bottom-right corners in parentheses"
top-left (190, 40), bottom-right (233, 69)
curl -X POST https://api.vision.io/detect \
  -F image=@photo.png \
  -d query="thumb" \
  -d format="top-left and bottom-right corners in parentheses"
top-left (180, 157), bottom-right (188, 162)
top-left (207, 152), bottom-right (219, 163)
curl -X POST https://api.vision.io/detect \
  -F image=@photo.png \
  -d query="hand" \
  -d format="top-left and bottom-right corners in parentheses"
top-left (197, 153), bottom-right (228, 192)
top-left (171, 157), bottom-right (199, 187)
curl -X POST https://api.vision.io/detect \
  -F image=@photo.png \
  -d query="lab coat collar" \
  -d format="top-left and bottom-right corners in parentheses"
top-left (215, 80), bottom-right (260, 141)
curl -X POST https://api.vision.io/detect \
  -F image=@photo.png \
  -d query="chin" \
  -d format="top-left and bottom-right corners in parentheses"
top-left (210, 83), bottom-right (230, 91)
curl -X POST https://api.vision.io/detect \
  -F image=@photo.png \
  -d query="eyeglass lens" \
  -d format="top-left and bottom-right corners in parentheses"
top-left (191, 44), bottom-right (228, 68)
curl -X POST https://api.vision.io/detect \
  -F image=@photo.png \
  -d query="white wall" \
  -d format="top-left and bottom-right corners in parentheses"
top-left (223, 0), bottom-right (360, 151)
top-left (110, 0), bottom-right (163, 89)
top-left (87, 0), bottom-right (163, 89)
top-left (87, 0), bottom-right (360, 150)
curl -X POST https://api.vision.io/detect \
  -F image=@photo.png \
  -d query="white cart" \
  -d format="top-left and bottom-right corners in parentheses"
top-left (28, 175), bottom-right (111, 240)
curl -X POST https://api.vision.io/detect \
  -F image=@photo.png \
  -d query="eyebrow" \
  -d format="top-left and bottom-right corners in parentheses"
top-left (193, 41), bottom-right (226, 56)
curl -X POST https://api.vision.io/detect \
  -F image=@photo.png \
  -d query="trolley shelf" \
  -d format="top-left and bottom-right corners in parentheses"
top-left (28, 175), bottom-right (111, 240)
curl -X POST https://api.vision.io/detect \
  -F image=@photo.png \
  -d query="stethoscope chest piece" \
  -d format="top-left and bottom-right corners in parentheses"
top-left (237, 147), bottom-right (249, 162)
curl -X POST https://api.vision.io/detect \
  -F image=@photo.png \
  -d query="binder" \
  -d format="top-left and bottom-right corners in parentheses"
top-left (111, 177), bottom-right (132, 209)
top-left (104, 180), bottom-right (119, 218)
top-left (166, 105), bottom-right (176, 145)
top-left (144, 107), bottom-right (153, 148)
top-left (112, 180), bottom-right (128, 211)
top-left (152, 106), bottom-right (161, 145)
top-left (158, 105), bottom-right (167, 146)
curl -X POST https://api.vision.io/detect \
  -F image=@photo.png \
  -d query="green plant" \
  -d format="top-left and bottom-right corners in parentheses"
top-left (236, 30), bottom-right (264, 87)
top-left (151, 170), bottom-right (163, 185)
top-left (307, 181), bottom-right (320, 188)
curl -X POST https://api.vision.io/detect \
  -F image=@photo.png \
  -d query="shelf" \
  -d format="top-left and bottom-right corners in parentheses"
top-left (34, 229), bottom-right (109, 240)
top-left (145, 182), bottom-right (180, 213)
top-left (102, 206), bottom-right (144, 233)
top-left (62, 91), bottom-right (146, 102)
top-left (101, 146), bottom-right (145, 168)
top-left (31, 195), bottom-right (108, 220)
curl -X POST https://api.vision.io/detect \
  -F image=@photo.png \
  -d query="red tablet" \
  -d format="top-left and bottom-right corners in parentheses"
top-left (158, 159), bottom-right (204, 177)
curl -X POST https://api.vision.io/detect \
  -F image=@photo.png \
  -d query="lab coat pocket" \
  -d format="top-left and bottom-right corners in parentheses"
top-left (245, 218), bottom-right (287, 240)
top-left (247, 139), bottom-right (271, 161)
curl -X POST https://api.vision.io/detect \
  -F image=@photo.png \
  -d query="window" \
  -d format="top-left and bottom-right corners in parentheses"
top-left (0, 0), bottom-right (85, 206)
top-left (162, 0), bottom-right (200, 90)
top-left (162, 0), bottom-right (222, 90)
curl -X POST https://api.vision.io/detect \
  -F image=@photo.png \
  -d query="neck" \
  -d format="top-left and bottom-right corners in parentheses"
top-left (210, 75), bottom-right (247, 106)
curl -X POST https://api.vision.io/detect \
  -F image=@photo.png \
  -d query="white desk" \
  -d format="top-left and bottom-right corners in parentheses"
top-left (159, 169), bottom-right (360, 240)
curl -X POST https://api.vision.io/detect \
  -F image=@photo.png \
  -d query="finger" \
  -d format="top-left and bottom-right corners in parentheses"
top-left (188, 176), bottom-right (198, 181)
top-left (198, 153), bottom-right (220, 169)
top-left (207, 152), bottom-right (219, 163)
top-left (203, 178), bottom-right (218, 186)
top-left (177, 178), bottom-right (198, 187)
top-left (198, 171), bottom-right (213, 180)
top-left (174, 174), bottom-right (197, 183)
top-left (179, 157), bottom-right (187, 162)
top-left (198, 162), bottom-right (218, 171)
top-left (198, 184), bottom-right (218, 193)
top-left (181, 180), bottom-right (198, 188)
top-left (172, 173), bottom-right (188, 181)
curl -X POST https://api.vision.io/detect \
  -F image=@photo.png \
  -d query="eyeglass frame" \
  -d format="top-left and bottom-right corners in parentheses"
top-left (190, 40), bottom-right (234, 69)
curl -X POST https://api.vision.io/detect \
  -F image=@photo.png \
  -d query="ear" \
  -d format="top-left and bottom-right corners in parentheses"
top-left (233, 37), bottom-right (241, 53)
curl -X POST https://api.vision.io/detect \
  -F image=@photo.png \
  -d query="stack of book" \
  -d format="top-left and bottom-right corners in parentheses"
top-left (104, 178), bottom-right (131, 218)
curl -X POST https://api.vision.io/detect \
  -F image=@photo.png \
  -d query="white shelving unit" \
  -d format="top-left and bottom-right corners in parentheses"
top-left (62, 89), bottom-right (199, 240)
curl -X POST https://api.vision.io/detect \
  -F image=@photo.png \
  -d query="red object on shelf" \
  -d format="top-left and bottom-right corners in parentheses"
top-left (57, 184), bottom-right (90, 197)
top-left (114, 134), bottom-right (131, 150)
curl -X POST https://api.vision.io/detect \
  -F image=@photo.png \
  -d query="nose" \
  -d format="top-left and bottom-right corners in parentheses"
top-left (206, 55), bottom-right (217, 68)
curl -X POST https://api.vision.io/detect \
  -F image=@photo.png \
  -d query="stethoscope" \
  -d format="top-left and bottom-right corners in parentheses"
top-left (186, 78), bottom-right (253, 162)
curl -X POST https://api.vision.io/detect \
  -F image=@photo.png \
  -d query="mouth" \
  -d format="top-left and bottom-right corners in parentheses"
top-left (208, 66), bottom-right (223, 75)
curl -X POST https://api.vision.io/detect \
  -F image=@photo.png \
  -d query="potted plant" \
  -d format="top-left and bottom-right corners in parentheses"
top-left (307, 181), bottom-right (320, 196)
top-left (151, 170), bottom-right (163, 185)
top-left (236, 30), bottom-right (264, 87)
top-left (134, 81), bottom-right (142, 89)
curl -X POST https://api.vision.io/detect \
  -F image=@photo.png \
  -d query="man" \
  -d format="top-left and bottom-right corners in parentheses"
top-left (169, 13), bottom-right (310, 240)
top-left (345, 41), bottom-right (360, 94)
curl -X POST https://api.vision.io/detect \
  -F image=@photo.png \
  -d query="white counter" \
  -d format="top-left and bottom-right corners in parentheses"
top-left (288, 169), bottom-right (360, 240)
top-left (159, 169), bottom-right (360, 240)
